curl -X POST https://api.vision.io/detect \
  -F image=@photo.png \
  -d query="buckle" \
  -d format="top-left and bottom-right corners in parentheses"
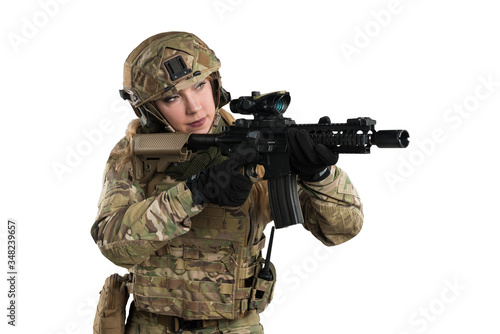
top-left (119, 88), bottom-right (141, 106)
top-left (119, 89), bottom-right (130, 101)
top-left (172, 317), bottom-right (205, 333)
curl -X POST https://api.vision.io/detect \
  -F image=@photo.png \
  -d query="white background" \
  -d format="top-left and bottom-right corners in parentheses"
top-left (1, 0), bottom-right (499, 333)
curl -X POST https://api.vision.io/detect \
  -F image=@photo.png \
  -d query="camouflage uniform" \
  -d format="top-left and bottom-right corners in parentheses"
top-left (92, 133), bottom-right (362, 333)
top-left (91, 32), bottom-right (363, 334)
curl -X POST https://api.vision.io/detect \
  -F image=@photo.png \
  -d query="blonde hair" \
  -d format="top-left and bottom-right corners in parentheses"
top-left (114, 118), bottom-right (142, 172)
top-left (248, 165), bottom-right (271, 225)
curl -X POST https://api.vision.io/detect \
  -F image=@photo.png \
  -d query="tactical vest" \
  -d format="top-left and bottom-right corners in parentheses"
top-left (128, 179), bottom-right (276, 320)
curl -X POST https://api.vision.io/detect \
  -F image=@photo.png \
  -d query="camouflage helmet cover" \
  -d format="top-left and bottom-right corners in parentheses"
top-left (123, 32), bottom-right (222, 108)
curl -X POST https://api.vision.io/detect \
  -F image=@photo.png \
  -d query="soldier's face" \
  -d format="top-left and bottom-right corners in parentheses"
top-left (154, 78), bottom-right (216, 134)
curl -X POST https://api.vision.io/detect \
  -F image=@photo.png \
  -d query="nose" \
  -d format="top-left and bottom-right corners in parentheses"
top-left (183, 90), bottom-right (202, 114)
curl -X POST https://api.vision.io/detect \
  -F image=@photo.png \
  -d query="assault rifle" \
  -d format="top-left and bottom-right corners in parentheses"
top-left (132, 91), bottom-right (410, 229)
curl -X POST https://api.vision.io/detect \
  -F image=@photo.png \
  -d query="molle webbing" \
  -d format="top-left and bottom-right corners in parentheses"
top-left (130, 204), bottom-right (273, 320)
top-left (131, 240), bottom-right (266, 319)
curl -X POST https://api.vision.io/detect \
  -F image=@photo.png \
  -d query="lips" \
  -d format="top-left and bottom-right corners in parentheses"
top-left (188, 117), bottom-right (207, 128)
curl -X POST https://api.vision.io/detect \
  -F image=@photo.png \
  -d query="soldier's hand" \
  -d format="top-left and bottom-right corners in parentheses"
top-left (287, 125), bottom-right (338, 182)
top-left (186, 158), bottom-right (253, 207)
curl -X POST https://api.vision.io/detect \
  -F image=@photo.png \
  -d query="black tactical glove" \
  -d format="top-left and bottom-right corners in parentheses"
top-left (287, 117), bottom-right (339, 182)
top-left (186, 158), bottom-right (253, 207)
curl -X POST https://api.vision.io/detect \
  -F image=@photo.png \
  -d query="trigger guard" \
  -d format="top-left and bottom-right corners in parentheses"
top-left (245, 165), bottom-right (262, 183)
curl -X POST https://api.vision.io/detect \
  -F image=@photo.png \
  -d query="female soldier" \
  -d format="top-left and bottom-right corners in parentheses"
top-left (91, 32), bottom-right (363, 334)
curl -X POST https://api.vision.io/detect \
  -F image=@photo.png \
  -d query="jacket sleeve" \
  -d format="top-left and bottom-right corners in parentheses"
top-left (91, 139), bottom-right (204, 269)
top-left (298, 165), bottom-right (364, 246)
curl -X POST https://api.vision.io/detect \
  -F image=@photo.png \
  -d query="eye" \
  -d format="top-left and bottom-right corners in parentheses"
top-left (162, 95), bottom-right (178, 103)
top-left (195, 81), bottom-right (207, 91)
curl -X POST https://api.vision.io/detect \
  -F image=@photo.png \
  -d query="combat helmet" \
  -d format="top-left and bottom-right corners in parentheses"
top-left (119, 32), bottom-right (231, 133)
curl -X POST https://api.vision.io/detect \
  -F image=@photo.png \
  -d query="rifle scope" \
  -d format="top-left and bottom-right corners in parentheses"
top-left (230, 91), bottom-right (290, 117)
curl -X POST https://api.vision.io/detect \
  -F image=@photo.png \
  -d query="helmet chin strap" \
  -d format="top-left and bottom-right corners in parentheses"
top-left (135, 104), bottom-right (172, 134)
top-left (136, 102), bottom-right (176, 133)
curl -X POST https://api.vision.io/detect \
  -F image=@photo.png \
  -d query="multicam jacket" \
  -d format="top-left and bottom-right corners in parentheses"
top-left (91, 134), bottom-right (364, 320)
